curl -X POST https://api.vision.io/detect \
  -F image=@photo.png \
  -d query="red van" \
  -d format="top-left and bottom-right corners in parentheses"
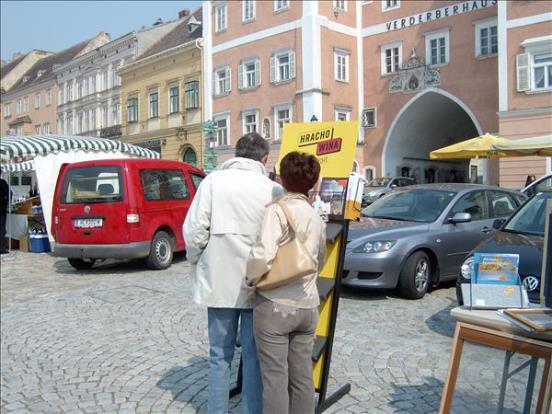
top-left (52, 159), bottom-right (205, 270)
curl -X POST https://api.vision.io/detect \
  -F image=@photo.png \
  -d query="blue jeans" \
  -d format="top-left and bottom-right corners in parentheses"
top-left (207, 307), bottom-right (263, 414)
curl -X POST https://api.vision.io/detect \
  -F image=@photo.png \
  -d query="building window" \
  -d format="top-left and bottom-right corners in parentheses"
top-left (364, 166), bottom-right (376, 182)
top-left (334, 50), bottom-right (349, 82)
top-left (274, 104), bottom-right (292, 141)
top-left (243, 0), bottom-right (255, 22)
top-left (59, 88), bottom-right (64, 105)
top-left (239, 58), bottom-right (261, 89)
top-left (35, 125), bottom-right (41, 134)
top-left (113, 102), bottom-right (120, 125)
top-left (169, 84), bottom-right (180, 113)
top-left (102, 104), bottom-right (109, 127)
top-left (89, 75), bottom-right (96, 94)
top-left (127, 97), bottom-right (138, 123)
top-left (34, 94), bottom-right (40, 109)
top-left (242, 110), bottom-right (259, 134)
top-left (333, 0), bottom-right (346, 11)
top-left (382, 0), bottom-right (400, 11)
top-left (274, 0), bottom-right (289, 11)
top-left (517, 37), bottom-right (552, 92)
top-left (362, 108), bottom-right (377, 128)
top-left (475, 20), bottom-right (497, 57)
top-left (270, 50), bottom-right (295, 83)
top-left (335, 107), bottom-right (351, 121)
top-left (23, 96), bottom-right (29, 112)
top-left (425, 30), bottom-right (450, 66)
top-left (103, 71), bottom-right (108, 90)
top-left (46, 90), bottom-right (52, 106)
top-left (89, 108), bottom-right (96, 131)
top-left (16, 99), bottom-right (21, 115)
top-left (185, 81), bottom-right (200, 109)
top-left (67, 83), bottom-right (73, 102)
top-left (42, 123), bottom-right (50, 134)
top-left (381, 42), bottom-right (401, 74)
top-left (213, 114), bottom-right (229, 146)
top-left (215, 3), bottom-right (227, 32)
top-left (149, 91), bottom-right (159, 118)
top-left (214, 66), bottom-right (231, 96)
top-left (3, 104), bottom-right (11, 117)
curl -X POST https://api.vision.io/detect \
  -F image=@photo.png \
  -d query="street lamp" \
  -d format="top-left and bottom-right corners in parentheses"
top-left (202, 120), bottom-right (218, 173)
top-left (310, 115), bottom-right (319, 122)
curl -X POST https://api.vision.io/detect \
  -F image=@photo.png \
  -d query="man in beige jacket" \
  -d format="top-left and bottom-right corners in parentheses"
top-left (183, 132), bottom-right (282, 414)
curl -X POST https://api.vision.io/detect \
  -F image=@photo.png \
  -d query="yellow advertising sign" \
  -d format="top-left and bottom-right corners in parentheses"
top-left (277, 121), bottom-right (359, 178)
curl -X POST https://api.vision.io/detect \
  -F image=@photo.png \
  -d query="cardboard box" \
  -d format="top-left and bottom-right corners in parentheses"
top-left (19, 236), bottom-right (29, 252)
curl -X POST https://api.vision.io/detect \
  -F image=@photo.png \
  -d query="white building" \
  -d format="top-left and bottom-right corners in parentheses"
top-left (55, 20), bottom-right (180, 139)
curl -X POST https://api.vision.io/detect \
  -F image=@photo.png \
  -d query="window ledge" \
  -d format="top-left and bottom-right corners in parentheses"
top-left (476, 53), bottom-right (498, 60)
top-left (335, 79), bottom-right (350, 84)
top-left (380, 71), bottom-right (397, 77)
top-left (524, 88), bottom-right (552, 95)
top-left (169, 112), bottom-right (181, 116)
top-left (213, 91), bottom-right (231, 98)
top-left (215, 28), bottom-right (227, 35)
top-left (271, 78), bottom-right (295, 86)
top-left (274, 7), bottom-right (290, 14)
top-left (242, 18), bottom-right (255, 24)
top-left (148, 116), bottom-right (159, 120)
top-left (428, 62), bottom-right (449, 68)
top-left (239, 85), bottom-right (261, 92)
top-left (382, 6), bottom-right (400, 12)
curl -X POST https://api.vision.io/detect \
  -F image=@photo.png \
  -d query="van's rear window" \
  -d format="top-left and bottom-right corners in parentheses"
top-left (61, 166), bottom-right (123, 204)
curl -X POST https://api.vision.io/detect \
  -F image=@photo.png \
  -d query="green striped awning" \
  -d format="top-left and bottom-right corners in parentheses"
top-left (0, 134), bottom-right (160, 161)
top-left (1, 160), bottom-right (35, 173)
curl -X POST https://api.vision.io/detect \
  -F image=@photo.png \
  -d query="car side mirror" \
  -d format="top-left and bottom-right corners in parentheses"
top-left (390, 184), bottom-right (397, 189)
top-left (492, 218), bottom-right (506, 229)
top-left (450, 212), bottom-right (471, 223)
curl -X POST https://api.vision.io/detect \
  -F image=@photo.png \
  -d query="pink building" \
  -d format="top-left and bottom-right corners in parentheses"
top-left (203, 0), bottom-right (550, 185)
top-left (498, 1), bottom-right (552, 188)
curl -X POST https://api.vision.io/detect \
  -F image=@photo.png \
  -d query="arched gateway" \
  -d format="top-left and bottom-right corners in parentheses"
top-left (382, 89), bottom-right (486, 184)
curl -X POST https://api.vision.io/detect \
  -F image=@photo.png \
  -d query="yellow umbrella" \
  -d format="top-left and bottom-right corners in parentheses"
top-left (491, 135), bottom-right (552, 157)
top-left (430, 133), bottom-right (512, 160)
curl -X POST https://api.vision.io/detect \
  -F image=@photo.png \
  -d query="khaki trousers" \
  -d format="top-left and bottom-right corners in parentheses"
top-left (253, 297), bottom-right (318, 414)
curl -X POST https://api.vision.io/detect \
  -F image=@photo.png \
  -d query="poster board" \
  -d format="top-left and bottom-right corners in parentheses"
top-left (277, 121), bottom-right (359, 411)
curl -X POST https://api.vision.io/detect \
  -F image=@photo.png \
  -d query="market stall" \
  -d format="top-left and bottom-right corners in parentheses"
top-left (1, 135), bottom-right (160, 252)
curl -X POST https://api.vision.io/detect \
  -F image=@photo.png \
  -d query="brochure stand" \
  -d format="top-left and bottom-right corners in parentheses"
top-left (313, 217), bottom-right (351, 413)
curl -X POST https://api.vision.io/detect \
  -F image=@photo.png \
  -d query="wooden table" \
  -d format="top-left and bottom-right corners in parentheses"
top-left (440, 308), bottom-right (552, 414)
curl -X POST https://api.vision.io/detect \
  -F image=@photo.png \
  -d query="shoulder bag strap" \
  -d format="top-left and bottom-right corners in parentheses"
top-left (276, 201), bottom-right (298, 236)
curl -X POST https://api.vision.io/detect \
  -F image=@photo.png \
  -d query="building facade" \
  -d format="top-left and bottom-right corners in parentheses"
top-left (1, 34), bottom-right (109, 137)
top-left (203, 0), bottom-right (548, 185)
top-left (1, 50), bottom-right (52, 93)
top-left (54, 20), bottom-right (180, 140)
top-left (497, 0), bottom-right (552, 188)
top-left (119, 11), bottom-right (204, 165)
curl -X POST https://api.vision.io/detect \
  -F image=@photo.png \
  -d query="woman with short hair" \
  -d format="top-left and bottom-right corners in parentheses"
top-left (246, 151), bottom-right (327, 414)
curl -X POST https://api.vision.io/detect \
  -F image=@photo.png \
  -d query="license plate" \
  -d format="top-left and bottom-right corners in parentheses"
top-left (74, 218), bottom-right (103, 228)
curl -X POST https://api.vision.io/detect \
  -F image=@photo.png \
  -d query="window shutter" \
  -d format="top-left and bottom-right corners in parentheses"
top-left (516, 53), bottom-right (531, 92)
top-left (270, 56), bottom-right (275, 83)
top-left (212, 72), bottom-right (217, 96)
top-left (255, 60), bottom-right (261, 86)
top-left (238, 63), bottom-right (244, 89)
top-left (227, 67), bottom-right (232, 92)
top-left (290, 51), bottom-right (296, 79)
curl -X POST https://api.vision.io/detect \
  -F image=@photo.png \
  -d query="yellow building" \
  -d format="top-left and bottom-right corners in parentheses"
top-left (119, 12), bottom-right (204, 166)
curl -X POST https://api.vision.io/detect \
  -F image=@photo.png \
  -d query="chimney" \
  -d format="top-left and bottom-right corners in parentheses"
top-left (153, 17), bottom-right (163, 26)
top-left (178, 9), bottom-right (190, 19)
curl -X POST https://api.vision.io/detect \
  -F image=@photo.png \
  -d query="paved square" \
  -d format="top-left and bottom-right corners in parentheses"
top-left (1, 252), bottom-right (538, 413)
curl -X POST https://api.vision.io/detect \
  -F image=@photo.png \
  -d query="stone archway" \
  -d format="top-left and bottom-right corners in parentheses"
top-left (382, 89), bottom-right (485, 184)
top-left (180, 145), bottom-right (198, 166)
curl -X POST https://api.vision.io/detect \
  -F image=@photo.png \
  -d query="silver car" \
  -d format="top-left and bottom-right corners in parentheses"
top-left (363, 176), bottom-right (415, 206)
top-left (344, 184), bottom-right (526, 299)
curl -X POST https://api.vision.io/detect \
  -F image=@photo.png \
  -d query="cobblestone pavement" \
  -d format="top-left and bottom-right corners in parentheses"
top-left (1, 251), bottom-right (539, 413)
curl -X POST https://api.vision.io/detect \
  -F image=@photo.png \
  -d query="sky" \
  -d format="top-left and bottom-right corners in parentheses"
top-left (1, 1), bottom-right (203, 62)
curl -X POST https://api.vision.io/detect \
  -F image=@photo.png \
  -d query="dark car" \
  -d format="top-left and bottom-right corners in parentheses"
top-left (344, 184), bottom-right (526, 299)
top-left (456, 191), bottom-right (551, 304)
top-left (362, 176), bottom-right (415, 207)
top-left (522, 173), bottom-right (552, 198)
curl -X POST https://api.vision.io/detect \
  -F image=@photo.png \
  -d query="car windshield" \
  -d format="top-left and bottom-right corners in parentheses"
top-left (503, 191), bottom-right (552, 236)
top-left (361, 189), bottom-right (456, 222)
top-left (367, 177), bottom-right (391, 187)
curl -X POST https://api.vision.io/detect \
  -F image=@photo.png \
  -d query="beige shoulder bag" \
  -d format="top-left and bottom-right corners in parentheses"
top-left (256, 200), bottom-right (317, 291)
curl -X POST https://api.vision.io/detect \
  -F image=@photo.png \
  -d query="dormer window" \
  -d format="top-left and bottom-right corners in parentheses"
top-left (37, 70), bottom-right (46, 78)
top-left (187, 16), bottom-right (201, 33)
top-left (22, 75), bottom-right (30, 83)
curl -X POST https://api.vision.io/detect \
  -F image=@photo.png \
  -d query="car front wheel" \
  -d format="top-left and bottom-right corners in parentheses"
top-left (146, 231), bottom-right (174, 270)
top-left (68, 258), bottom-right (96, 270)
top-left (398, 251), bottom-right (431, 299)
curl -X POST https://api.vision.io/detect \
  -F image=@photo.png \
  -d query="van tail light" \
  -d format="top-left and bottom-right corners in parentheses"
top-left (126, 208), bottom-right (140, 224)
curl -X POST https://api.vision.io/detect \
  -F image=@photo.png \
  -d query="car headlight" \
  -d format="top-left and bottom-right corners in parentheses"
top-left (461, 256), bottom-right (474, 279)
top-left (352, 240), bottom-right (396, 253)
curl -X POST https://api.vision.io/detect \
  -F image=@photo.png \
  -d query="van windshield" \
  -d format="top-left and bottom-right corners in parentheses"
top-left (61, 166), bottom-right (123, 204)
